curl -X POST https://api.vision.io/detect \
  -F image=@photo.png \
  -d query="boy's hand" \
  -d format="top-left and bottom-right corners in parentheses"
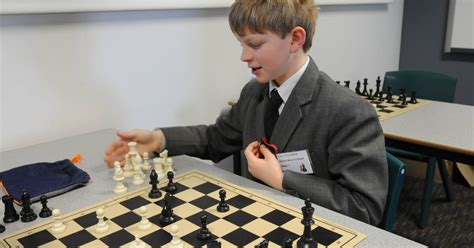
top-left (244, 141), bottom-right (284, 191)
top-left (103, 129), bottom-right (164, 167)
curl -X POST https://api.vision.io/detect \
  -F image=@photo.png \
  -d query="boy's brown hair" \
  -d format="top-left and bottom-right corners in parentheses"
top-left (229, 0), bottom-right (318, 52)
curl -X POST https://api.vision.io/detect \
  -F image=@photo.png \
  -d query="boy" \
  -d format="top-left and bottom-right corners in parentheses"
top-left (104, 0), bottom-right (388, 225)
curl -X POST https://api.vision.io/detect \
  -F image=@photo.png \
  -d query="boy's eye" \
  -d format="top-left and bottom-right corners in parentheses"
top-left (249, 43), bottom-right (262, 49)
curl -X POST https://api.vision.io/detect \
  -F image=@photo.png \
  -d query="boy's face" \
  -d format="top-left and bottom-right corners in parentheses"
top-left (236, 30), bottom-right (293, 85)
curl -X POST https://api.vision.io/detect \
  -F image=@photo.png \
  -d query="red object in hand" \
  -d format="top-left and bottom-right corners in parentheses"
top-left (259, 137), bottom-right (278, 155)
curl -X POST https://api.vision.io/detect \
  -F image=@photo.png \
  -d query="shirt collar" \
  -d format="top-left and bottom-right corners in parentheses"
top-left (269, 56), bottom-right (310, 103)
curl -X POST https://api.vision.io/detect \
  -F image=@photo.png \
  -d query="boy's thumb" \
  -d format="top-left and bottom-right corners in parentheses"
top-left (260, 145), bottom-right (273, 157)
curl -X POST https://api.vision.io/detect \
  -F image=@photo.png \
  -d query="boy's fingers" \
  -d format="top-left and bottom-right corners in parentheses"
top-left (259, 145), bottom-right (274, 158)
top-left (117, 130), bottom-right (137, 142)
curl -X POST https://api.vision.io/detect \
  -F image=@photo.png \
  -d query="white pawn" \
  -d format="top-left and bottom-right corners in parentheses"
top-left (164, 157), bottom-right (174, 174)
top-left (123, 153), bottom-right (134, 177)
top-left (95, 208), bottom-right (109, 233)
top-left (142, 152), bottom-right (151, 172)
top-left (168, 224), bottom-right (183, 248)
top-left (113, 162), bottom-right (127, 194)
top-left (50, 209), bottom-right (66, 234)
top-left (137, 206), bottom-right (152, 231)
top-left (129, 235), bottom-right (146, 248)
top-left (153, 158), bottom-right (165, 180)
top-left (132, 161), bottom-right (144, 185)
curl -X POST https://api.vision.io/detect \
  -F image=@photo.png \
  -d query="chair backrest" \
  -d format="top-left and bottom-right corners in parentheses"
top-left (380, 152), bottom-right (406, 232)
top-left (382, 70), bottom-right (457, 103)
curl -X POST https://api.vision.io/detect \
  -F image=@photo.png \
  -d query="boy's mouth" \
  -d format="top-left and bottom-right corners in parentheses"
top-left (251, 67), bottom-right (262, 74)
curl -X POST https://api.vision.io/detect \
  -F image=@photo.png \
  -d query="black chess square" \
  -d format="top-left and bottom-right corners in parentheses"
top-left (181, 229), bottom-right (218, 247)
top-left (261, 209), bottom-right (295, 226)
top-left (100, 229), bottom-right (135, 247)
top-left (149, 214), bottom-right (182, 228)
top-left (155, 196), bottom-right (186, 209)
top-left (159, 182), bottom-right (189, 193)
top-left (380, 109), bottom-right (393, 113)
top-left (189, 195), bottom-right (220, 210)
top-left (110, 211), bottom-right (141, 228)
top-left (120, 196), bottom-right (151, 210)
top-left (74, 212), bottom-right (107, 228)
top-left (186, 211), bottom-right (219, 227)
top-left (221, 227), bottom-right (259, 246)
top-left (141, 229), bottom-right (172, 247)
top-left (59, 229), bottom-right (96, 247)
top-left (17, 230), bottom-right (56, 247)
top-left (226, 194), bottom-right (256, 209)
top-left (192, 182), bottom-right (221, 194)
top-left (312, 226), bottom-right (343, 246)
top-left (223, 210), bottom-right (257, 226)
top-left (263, 227), bottom-right (299, 245)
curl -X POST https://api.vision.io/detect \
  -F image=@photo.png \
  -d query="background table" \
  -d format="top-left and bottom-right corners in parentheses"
top-left (0, 129), bottom-right (423, 247)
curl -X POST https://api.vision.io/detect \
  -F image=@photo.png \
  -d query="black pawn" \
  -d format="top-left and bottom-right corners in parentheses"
top-left (217, 190), bottom-right (229, 212)
top-left (148, 169), bottom-right (162, 199)
top-left (39, 195), bottom-right (52, 218)
top-left (410, 91), bottom-right (418, 104)
top-left (355, 80), bottom-right (362, 95)
top-left (159, 193), bottom-right (174, 225)
top-left (255, 239), bottom-right (269, 248)
top-left (297, 198), bottom-right (317, 248)
top-left (344, 81), bottom-right (350, 88)
top-left (2, 194), bottom-right (19, 223)
top-left (207, 240), bottom-right (221, 248)
top-left (378, 90), bottom-right (384, 102)
top-left (197, 214), bottom-right (212, 241)
top-left (0, 223), bottom-right (4, 233)
top-left (20, 190), bottom-right (37, 223)
top-left (368, 89), bottom-right (374, 101)
top-left (398, 88), bottom-right (406, 102)
top-left (283, 238), bottom-right (293, 248)
top-left (166, 171), bottom-right (177, 194)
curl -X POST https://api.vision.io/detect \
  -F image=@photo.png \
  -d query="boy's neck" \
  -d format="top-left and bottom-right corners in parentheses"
top-left (274, 52), bottom-right (309, 86)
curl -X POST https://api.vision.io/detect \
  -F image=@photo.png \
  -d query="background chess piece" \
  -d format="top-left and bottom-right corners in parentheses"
top-left (39, 195), bottom-right (52, 218)
top-left (2, 194), bottom-right (19, 223)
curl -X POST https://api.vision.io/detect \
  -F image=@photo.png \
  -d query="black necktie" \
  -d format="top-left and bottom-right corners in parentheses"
top-left (264, 89), bottom-right (283, 140)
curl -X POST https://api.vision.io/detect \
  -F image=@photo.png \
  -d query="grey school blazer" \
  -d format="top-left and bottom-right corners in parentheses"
top-left (161, 58), bottom-right (388, 225)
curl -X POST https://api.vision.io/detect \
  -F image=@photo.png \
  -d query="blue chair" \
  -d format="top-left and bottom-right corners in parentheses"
top-left (383, 70), bottom-right (457, 228)
top-left (380, 152), bottom-right (406, 232)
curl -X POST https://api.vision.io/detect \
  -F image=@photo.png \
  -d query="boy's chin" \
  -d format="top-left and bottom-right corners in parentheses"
top-left (254, 77), bottom-right (271, 84)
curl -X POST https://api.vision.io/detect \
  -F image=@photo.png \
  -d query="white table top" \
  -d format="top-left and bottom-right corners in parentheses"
top-left (382, 101), bottom-right (474, 156)
top-left (0, 129), bottom-right (424, 247)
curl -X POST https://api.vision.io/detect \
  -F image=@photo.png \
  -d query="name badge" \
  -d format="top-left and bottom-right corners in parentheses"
top-left (277, 150), bottom-right (314, 174)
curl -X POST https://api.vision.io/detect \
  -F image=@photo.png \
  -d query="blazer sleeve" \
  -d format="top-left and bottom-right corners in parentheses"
top-left (160, 83), bottom-right (252, 162)
top-left (282, 98), bottom-right (388, 225)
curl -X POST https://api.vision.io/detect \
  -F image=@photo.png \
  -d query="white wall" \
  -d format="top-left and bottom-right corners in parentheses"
top-left (0, 0), bottom-right (404, 152)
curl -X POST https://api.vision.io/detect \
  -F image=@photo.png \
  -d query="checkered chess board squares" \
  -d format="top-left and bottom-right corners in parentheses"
top-left (3, 170), bottom-right (366, 248)
top-left (363, 96), bottom-right (429, 121)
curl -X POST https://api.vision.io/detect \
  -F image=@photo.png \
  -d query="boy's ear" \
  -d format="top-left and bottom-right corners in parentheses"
top-left (290, 27), bottom-right (306, 53)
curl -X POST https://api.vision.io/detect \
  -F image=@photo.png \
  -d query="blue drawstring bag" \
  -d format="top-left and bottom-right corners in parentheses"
top-left (0, 158), bottom-right (90, 205)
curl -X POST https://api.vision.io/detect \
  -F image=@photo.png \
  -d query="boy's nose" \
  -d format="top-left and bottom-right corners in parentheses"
top-left (240, 48), bottom-right (252, 62)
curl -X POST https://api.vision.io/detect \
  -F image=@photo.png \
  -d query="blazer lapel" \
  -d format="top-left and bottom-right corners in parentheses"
top-left (270, 57), bottom-right (320, 152)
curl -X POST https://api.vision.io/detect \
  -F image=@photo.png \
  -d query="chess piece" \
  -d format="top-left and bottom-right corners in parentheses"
top-left (51, 209), bottom-right (66, 234)
top-left (398, 88), bottom-right (406, 102)
top-left (368, 89), bottom-right (374, 101)
top-left (386, 86), bottom-right (394, 103)
top-left (296, 198), bottom-right (317, 248)
top-left (132, 158), bottom-right (144, 185)
top-left (217, 190), bottom-right (229, 212)
top-left (95, 208), bottom-right (109, 233)
top-left (153, 158), bottom-right (165, 180)
top-left (374, 76), bottom-right (381, 97)
top-left (410, 91), bottom-right (418, 104)
top-left (355, 80), bottom-right (361, 95)
top-left (129, 235), bottom-right (146, 248)
top-left (255, 239), bottom-right (269, 248)
top-left (159, 193), bottom-right (175, 225)
top-left (168, 224), bottom-right (184, 248)
top-left (344, 81), bottom-right (350, 88)
top-left (0, 223), bottom-right (4, 233)
top-left (149, 169), bottom-right (162, 198)
top-left (2, 194), bottom-right (19, 223)
top-left (138, 206), bottom-right (152, 231)
top-left (160, 149), bottom-right (169, 160)
top-left (20, 190), bottom-right (37, 222)
top-left (402, 94), bottom-right (408, 105)
top-left (378, 90), bottom-right (384, 102)
top-left (362, 78), bottom-right (369, 96)
top-left (123, 153), bottom-right (134, 177)
top-left (114, 162), bottom-right (128, 194)
top-left (164, 157), bottom-right (174, 174)
top-left (283, 238), bottom-right (293, 248)
top-left (39, 195), bottom-right (52, 218)
top-left (207, 240), bottom-right (222, 248)
top-left (142, 152), bottom-right (151, 171)
top-left (335, 81), bottom-right (340, 85)
top-left (166, 171), bottom-right (177, 194)
top-left (197, 214), bottom-right (212, 241)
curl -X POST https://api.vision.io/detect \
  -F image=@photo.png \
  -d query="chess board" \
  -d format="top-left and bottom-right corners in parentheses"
top-left (364, 96), bottom-right (430, 121)
top-left (1, 170), bottom-right (366, 247)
